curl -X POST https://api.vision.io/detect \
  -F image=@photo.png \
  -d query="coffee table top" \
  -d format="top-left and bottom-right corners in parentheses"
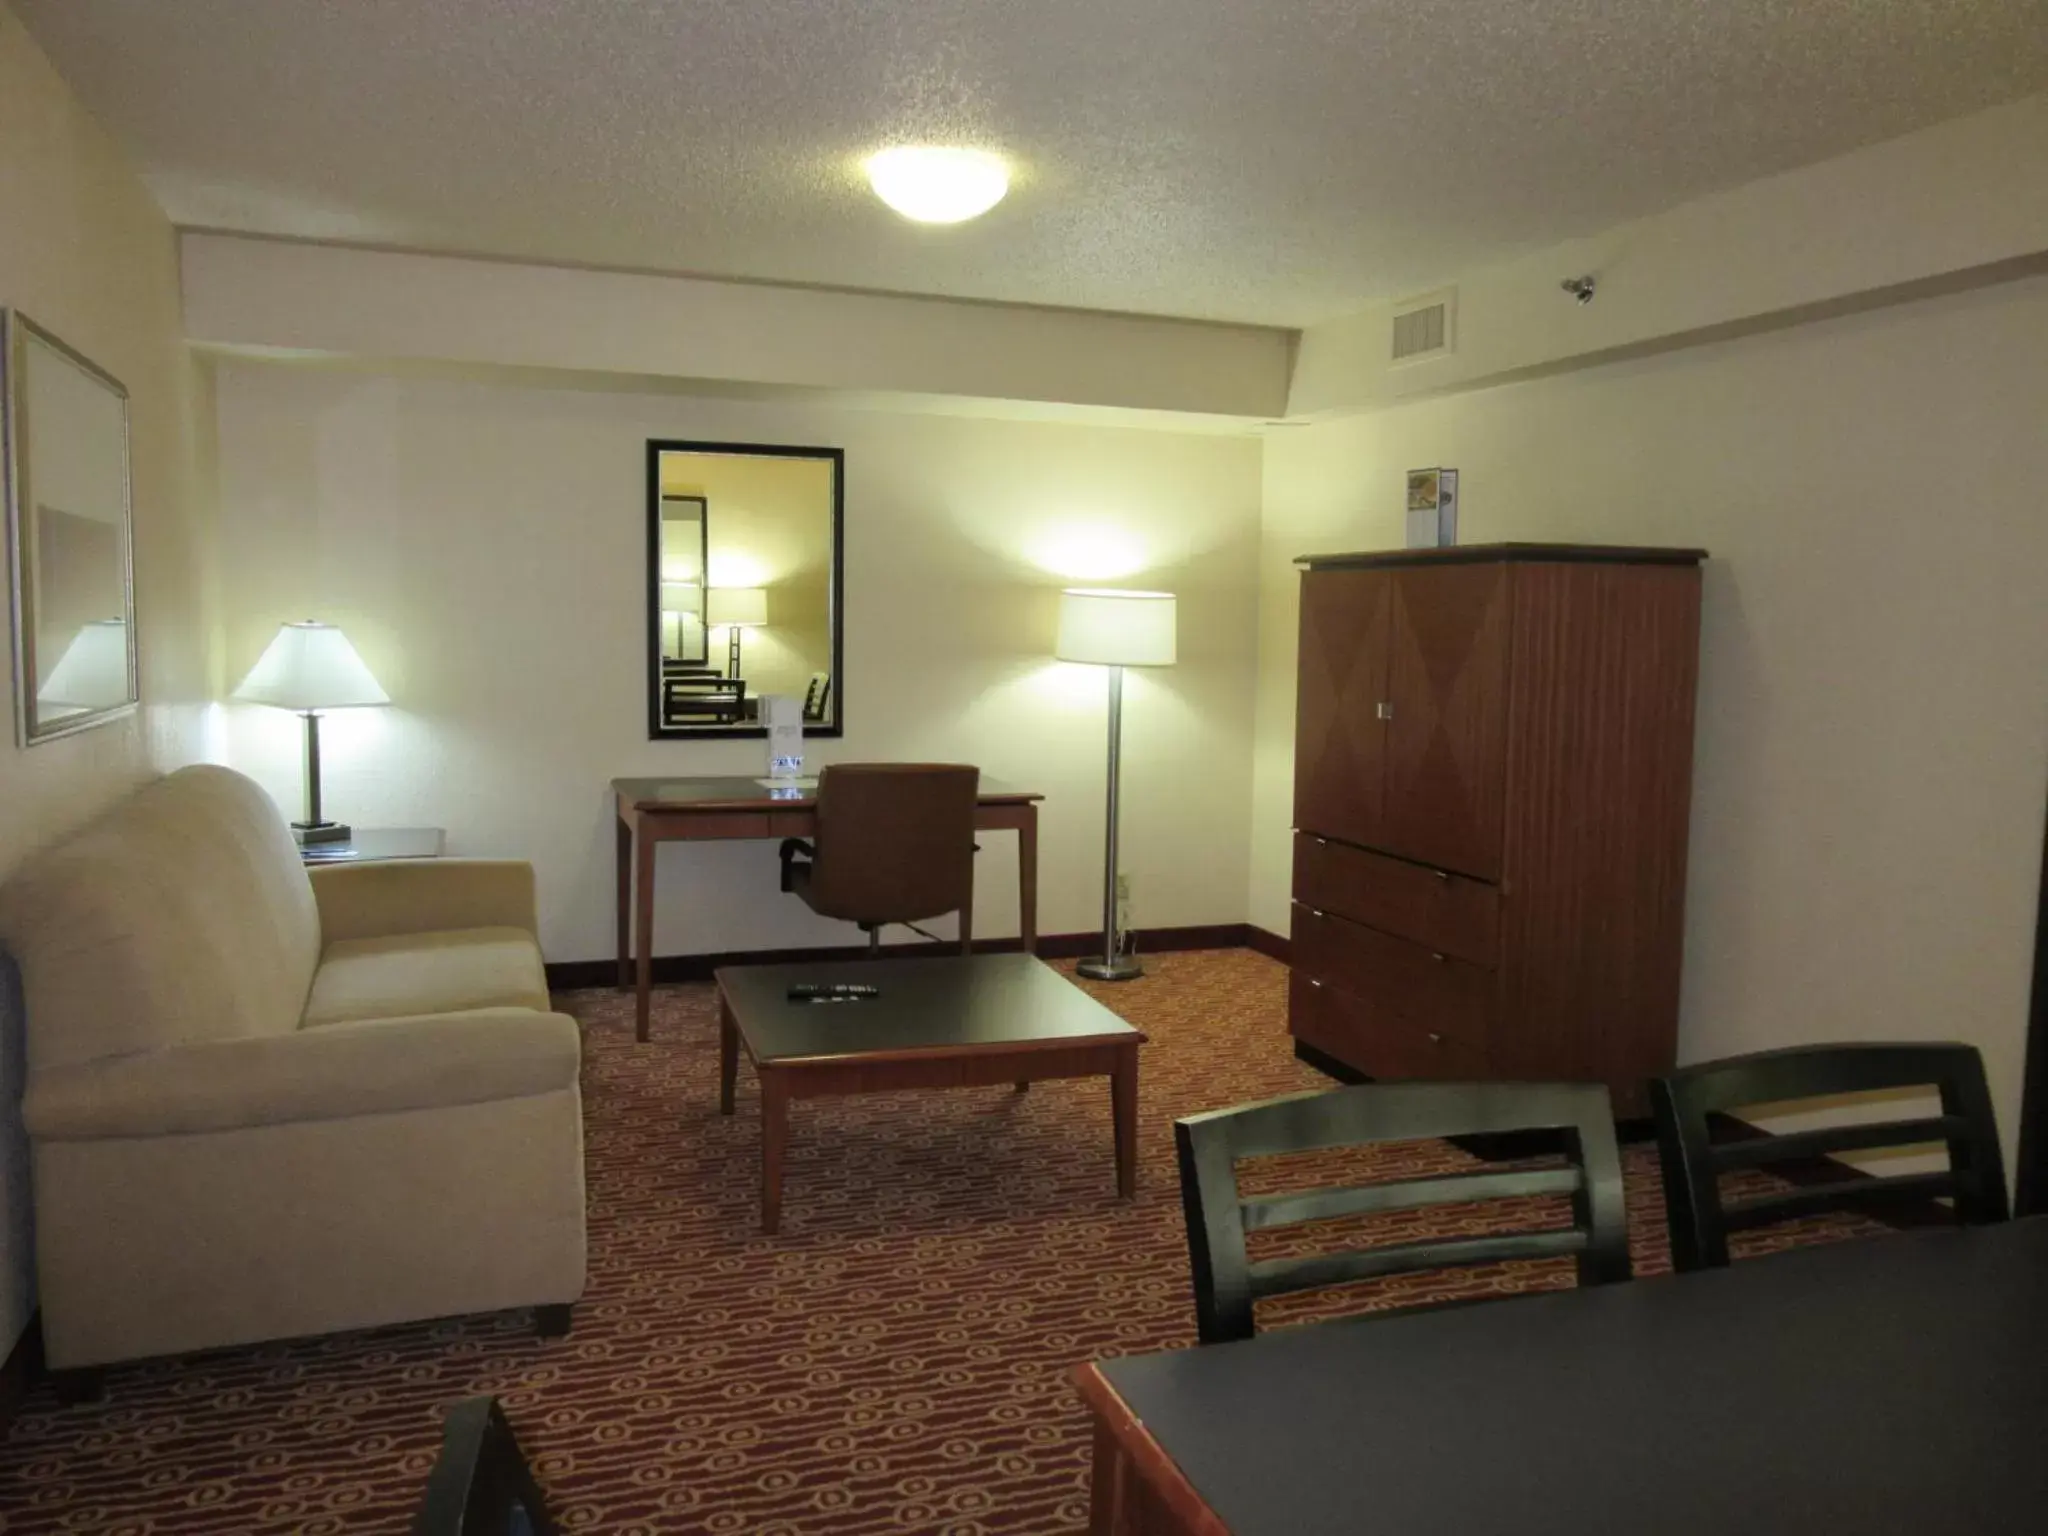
top-left (715, 953), bottom-right (1144, 1064)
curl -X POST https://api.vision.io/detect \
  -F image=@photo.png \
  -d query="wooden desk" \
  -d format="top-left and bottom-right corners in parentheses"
top-left (1076, 1220), bottom-right (2048, 1535)
top-left (612, 776), bottom-right (1043, 1041)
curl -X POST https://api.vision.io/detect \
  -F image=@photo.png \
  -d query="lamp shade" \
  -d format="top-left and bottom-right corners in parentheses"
top-left (659, 580), bottom-right (703, 615)
top-left (1056, 588), bottom-right (1176, 667)
top-left (708, 587), bottom-right (769, 628)
top-left (38, 618), bottom-right (131, 710)
top-left (232, 621), bottom-right (390, 711)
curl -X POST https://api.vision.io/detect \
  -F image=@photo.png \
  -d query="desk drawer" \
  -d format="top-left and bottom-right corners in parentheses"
top-left (1289, 972), bottom-right (1486, 1081)
top-left (1293, 833), bottom-right (1499, 966)
top-left (1290, 905), bottom-right (1491, 1076)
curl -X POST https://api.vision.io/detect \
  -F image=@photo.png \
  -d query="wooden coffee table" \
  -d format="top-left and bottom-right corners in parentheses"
top-left (716, 953), bottom-right (1146, 1233)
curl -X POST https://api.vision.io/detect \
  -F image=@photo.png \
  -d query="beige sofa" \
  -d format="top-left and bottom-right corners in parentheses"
top-left (0, 765), bottom-right (585, 1380)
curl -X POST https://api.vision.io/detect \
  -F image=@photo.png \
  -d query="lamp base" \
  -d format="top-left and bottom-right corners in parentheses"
top-left (293, 821), bottom-right (352, 846)
top-left (1077, 954), bottom-right (1145, 983)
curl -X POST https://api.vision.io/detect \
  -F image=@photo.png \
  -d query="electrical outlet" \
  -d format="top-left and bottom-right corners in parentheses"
top-left (1115, 872), bottom-right (1134, 949)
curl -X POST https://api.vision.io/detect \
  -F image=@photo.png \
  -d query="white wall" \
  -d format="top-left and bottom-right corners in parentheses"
top-left (213, 365), bottom-right (1263, 962)
top-left (1254, 274), bottom-right (2048, 1148)
top-left (0, 7), bottom-right (215, 1356)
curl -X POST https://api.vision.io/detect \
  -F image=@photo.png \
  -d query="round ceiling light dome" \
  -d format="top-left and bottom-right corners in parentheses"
top-left (865, 146), bottom-right (1009, 224)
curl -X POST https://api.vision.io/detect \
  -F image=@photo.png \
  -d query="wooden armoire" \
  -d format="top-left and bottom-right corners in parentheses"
top-left (1289, 544), bottom-right (1706, 1116)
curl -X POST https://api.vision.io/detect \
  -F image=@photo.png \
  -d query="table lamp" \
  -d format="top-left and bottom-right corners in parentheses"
top-left (1056, 588), bottom-right (1177, 980)
top-left (232, 620), bottom-right (390, 844)
top-left (708, 586), bottom-right (768, 677)
top-left (37, 617), bottom-right (132, 715)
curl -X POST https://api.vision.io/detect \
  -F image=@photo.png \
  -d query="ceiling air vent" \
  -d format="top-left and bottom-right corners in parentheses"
top-left (1391, 289), bottom-right (1455, 363)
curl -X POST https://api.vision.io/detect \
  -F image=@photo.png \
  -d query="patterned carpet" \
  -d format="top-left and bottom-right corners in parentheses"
top-left (0, 949), bottom-right (1881, 1534)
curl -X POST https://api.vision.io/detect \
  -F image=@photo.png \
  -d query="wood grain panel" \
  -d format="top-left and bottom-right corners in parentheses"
top-left (1289, 905), bottom-right (1491, 1058)
top-left (1379, 563), bottom-right (1510, 879)
top-left (1293, 569), bottom-right (1390, 849)
top-left (1288, 970), bottom-right (1487, 1080)
top-left (1292, 833), bottom-right (1499, 966)
top-left (1495, 561), bottom-right (1702, 1118)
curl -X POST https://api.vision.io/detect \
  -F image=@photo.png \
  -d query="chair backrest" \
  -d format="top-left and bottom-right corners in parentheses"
top-left (1650, 1042), bottom-right (2010, 1271)
top-left (802, 671), bottom-right (832, 722)
top-left (804, 763), bottom-right (979, 926)
top-left (411, 1396), bottom-right (558, 1536)
top-left (1175, 1081), bottom-right (1629, 1344)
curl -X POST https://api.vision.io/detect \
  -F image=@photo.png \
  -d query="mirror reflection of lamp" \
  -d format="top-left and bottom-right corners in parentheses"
top-left (231, 620), bottom-right (390, 845)
top-left (36, 617), bottom-right (130, 716)
top-left (707, 586), bottom-right (768, 677)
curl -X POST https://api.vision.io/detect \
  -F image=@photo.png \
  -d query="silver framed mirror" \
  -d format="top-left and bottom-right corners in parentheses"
top-left (2, 310), bottom-right (137, 746)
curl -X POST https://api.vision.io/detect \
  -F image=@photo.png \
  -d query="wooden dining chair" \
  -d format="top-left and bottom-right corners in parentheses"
top-left (1174, 1081), bottom-right (1630, 1345)
top-left (1651, 1042), bottom-right (2010, 1271)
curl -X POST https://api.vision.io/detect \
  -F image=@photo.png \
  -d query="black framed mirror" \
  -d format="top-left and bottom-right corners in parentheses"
top-left (645, 439), bottom-right (843, 740)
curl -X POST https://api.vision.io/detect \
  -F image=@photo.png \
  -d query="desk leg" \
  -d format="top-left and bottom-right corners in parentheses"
top-left (719, 995), bottom-right (738, 1115)
top-left (761, 1070), bottom-right (789, 1235)
top-left (634, 829), bottom-right (657, 1042)
top-left (614, 812), bottom-right (632, 991)
top-left (1088, 1416), bottom-right (1125, 1536)
top-left (1111, 1045), bottom-right (1138, 1200)
top-left (1018, 803), bottom-right (1039, 955)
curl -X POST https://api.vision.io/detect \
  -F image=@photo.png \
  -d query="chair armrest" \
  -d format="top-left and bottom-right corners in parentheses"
top-left (24, 1008), bottom-right (580, 1141)
top-left (310, 860), bottom-right (539, 945)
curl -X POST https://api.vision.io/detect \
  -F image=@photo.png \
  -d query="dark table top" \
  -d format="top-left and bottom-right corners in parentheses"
top-left (614, 775), bottom-right (1041, 810)
top-left (715, 953), bottom-right (1141, 1063)
top-left (1098, 1219), bottom-right (2048, 1536)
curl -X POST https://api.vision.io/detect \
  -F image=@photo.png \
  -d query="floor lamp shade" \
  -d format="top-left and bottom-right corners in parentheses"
top-left (1056, 589), bottom-right (1177, 667)
top-left (1056, 588), bottom-right (1176, 981)
top-left (232, 621), bottom-right (390, 843)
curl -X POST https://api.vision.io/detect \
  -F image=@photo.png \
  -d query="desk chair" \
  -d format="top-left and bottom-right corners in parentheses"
top-left (1175, 1081), bottom-right (1629, 1344)
top-left (778, 764), bottom-right (980, 955)
top-left (1651, 1042), bottom-right (2009, 1271)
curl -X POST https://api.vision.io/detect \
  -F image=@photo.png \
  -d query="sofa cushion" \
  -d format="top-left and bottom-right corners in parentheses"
top-left (24, 1007), bottom-right (582, 1140)
top-left (0, 766), bottom-right (321, 1071)
top-left (302, 927), bottom-right (549, 1028)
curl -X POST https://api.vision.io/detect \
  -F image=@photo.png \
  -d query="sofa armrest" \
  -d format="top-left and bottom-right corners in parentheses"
top-left (310, 860), bottom-right (539, 946)
top-left (24, 1008), bottom-right (580, 1142)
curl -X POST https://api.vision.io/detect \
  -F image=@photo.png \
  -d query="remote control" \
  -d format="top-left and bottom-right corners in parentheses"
top-left (787, 982), bottom-right (882, 1003)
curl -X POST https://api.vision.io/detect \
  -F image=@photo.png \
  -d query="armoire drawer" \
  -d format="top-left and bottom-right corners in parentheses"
top-left (1292, 833), bottom-right (1499, 967)
top-left (1289, 971), bottom-right (1485, 1080)
top-left (1289, 904), bottom-right (1492, 1050)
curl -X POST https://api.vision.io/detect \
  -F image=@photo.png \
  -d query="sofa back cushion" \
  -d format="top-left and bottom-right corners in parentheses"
top-left (0, 765), bottom-right (321, 1070)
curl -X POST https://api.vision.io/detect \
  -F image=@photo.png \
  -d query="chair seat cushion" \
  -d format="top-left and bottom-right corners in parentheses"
top-left (303, 927), bottom-right (549, 1027)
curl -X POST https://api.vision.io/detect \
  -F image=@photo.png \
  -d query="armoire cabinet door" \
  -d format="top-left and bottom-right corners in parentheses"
top-left (1379, 563), bottom-right (1510, 879)
top-left (1293, 569), bottom-right (1390, 848)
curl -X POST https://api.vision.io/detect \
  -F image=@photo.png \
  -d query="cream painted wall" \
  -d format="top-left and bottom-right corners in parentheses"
top-left (0, 8), bottom-right (215, 1353)
top-left (212, 365), bottom-right (1262, 963)
top-left (1253, 274), bottom-right (2048, 1150)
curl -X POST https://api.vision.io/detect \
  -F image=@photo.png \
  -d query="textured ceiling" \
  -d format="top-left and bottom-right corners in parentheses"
top-left (15, 0), bottom-right (2048, 326)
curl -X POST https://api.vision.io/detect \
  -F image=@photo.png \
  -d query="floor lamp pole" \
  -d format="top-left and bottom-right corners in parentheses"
top-left (1079, 663), bottom-right (1142, 981)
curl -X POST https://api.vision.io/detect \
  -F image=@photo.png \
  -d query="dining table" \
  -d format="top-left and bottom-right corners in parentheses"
top-left (1074, 1218), bottom-right (2048, 1535)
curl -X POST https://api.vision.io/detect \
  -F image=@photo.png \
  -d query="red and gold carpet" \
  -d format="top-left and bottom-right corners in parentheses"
top-left (0, 950), bottom-right (1879, 1533)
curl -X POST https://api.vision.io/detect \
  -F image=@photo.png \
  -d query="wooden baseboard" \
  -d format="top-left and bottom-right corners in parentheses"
top-left (1243, 925), bottom-right (1290, 964)
top-left (547, 923), bottom-right (1270, 991)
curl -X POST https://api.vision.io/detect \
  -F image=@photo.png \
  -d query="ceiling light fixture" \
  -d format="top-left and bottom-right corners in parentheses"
top-left (865, 146), bottom-right (1009, 224)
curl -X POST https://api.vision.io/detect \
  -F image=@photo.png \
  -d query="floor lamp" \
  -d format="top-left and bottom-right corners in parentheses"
top-left (1056, 588), bottom-right (1177, 981)
top-left (233, 620), bottom-right (391, 844)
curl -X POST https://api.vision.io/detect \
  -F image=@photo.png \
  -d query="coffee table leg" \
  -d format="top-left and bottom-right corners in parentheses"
top-left (761, 1070), bottom-right (788, 1235)
top-left (719, 996), bottom-right (738, 1115)
top-left (1088, 1415), bottom-right (1124, 1536)
top-left (1110, 1046), bottom-right (1138, 1199)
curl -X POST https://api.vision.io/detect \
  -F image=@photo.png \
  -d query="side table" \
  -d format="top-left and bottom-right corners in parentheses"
top-left (298, 827), bottom-right (446, 864)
